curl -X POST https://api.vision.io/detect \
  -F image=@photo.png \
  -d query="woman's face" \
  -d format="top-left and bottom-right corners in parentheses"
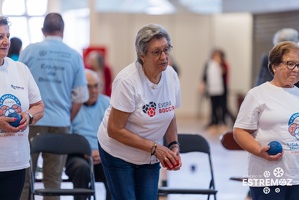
top-left (273, 49), bottom-right (299, 88)
top-left (140, 37), bottom-right (169, 73)
top-left (0, 24), bottom-right (10, 61)
top-left (212, 52), bottom-right (222, 63)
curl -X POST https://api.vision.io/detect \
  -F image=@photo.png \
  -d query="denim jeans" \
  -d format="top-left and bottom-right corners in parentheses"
top-left (99, 143), bottom-right (160, 200)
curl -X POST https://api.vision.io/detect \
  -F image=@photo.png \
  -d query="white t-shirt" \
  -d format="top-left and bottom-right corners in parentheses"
top-left (234, 82), bottom-right (299, 187)
top-left (206, 60), bottom-right (224, 96)
top-left (98, 61), bottom-right (181, 165)
top-left (0, 57), bottom-right (41, 171)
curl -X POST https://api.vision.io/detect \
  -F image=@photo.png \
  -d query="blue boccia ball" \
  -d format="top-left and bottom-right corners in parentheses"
top-left (267, 141), bottom-right (283, 155)
top-left (8, 112), bottom-right (22, 127)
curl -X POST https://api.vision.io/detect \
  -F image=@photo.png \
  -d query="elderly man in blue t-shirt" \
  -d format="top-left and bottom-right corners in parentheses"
top-left (65, 69), bottom-right (111, 200)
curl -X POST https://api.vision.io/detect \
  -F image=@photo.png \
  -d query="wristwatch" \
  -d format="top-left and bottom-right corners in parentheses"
top-left (27, 112), bottom-right (33, 124)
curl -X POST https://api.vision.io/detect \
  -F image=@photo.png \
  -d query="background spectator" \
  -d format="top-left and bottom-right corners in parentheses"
top-left (256, 28), bottom-right (299, 86)
top-left (19, 13), bottom-right (89, 200)
top-left (202, 48), bottom-right (234, 127)
top-left (85, 50), bottom-right (113, 96)
top-left (65, 69), bottom-right (111, 200)
top-left (7, 37), bottom-right (22, 61)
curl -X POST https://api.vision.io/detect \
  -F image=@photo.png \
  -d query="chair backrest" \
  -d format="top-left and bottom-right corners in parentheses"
top-left (30, 133), bottom-right (91, 156)
top-left (178, 134), bottom-right (210, 154)
top-left (219, 130), bottom-right (243, 150)
top-left (29, 133), bottom-right (96, 199)
top-left (178, 133), bottom-right (216, 189)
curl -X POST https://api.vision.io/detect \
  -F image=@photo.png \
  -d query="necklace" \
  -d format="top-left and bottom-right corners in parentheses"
top-left (151, 82), bottom-right (158, 89)
top-left (142, 67), bottom-right (159, 89)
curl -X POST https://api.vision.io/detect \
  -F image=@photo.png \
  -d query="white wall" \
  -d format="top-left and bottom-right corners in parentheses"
top-left (212, 13), bottom-right (253, 116)
top-left (89, 12), bottom-right (253, 118)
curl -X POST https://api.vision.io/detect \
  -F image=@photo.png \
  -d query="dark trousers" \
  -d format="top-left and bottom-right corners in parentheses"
top-left (250, 185), bottom-right (299, 200)
top-left (210, 95), bottom-right (224, 125)
top-left (65, 154), bottom-right (111, 200)
top-left (0, 169), bottom-right (26, 200)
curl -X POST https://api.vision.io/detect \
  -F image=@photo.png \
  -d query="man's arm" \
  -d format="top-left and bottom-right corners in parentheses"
top-left (70, 85), bottom-right (89, 122)
top-left (70, 103), bottom-right (82, 122)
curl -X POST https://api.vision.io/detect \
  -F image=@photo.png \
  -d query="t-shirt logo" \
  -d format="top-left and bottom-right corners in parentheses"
top-left (288, 112), bottom-right (299, 140)
top-left (0, 94), bottom-right (22, 117)
top-left (142, 101), bottom-right (156, 117)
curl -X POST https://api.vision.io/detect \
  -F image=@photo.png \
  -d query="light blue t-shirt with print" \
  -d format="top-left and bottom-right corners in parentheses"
top-left (71, 94), bottom-right (110, 150)
top-left (19, 36), bottom-right (88, 127)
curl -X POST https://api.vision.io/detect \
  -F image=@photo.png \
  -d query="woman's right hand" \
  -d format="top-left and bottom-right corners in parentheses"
top-left (0, 116), bottom-right (22, 133)
top-left (259, 145), bottom-right (283, 161)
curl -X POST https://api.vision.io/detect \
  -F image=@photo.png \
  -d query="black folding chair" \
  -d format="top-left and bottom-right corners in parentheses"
top-left (158, 133), bottom-right (217, 200)
top-left (29, 133), bottom-right (96, 200)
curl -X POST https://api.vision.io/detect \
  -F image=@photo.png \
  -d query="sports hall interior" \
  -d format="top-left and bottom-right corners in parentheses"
top-left (3, 0), bottom-right (299, 199)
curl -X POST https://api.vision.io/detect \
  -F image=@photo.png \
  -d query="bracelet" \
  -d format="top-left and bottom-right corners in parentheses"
top-left (169, 144), bottom-right (180, 151)
top-left (167, 141), bottom-right (179, 148)
top-left (150, 142), bottom-right (157, 155)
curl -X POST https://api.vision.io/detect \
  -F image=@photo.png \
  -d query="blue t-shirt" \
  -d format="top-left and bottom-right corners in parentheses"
top-left (71, 94), bottom-right (110, 149)
top-left (9, 54), bottom-right (19, 61)
top-left (19, 36), bottom-right (88, 126)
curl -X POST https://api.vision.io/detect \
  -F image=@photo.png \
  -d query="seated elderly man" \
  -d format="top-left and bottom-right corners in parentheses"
top-left (65, 69), bottom-right (111, 200)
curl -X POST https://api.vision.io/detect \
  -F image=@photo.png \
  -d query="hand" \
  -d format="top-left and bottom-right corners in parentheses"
top-left (163, 155), bottom-right (182, 171)
top-left (259, 145), bottom-right (283, 161)
top-left (92, 150), bottom-right (101, 165)
top-left (18, 112), bottom-right (30, 131)
top-left (155, 144), bottom-right (182, 170)
top-left (0, 116), bottom-right (22, 133)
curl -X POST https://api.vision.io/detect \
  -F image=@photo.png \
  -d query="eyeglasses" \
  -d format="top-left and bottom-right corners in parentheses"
top-left (150, 45), bottom-right (173, 58)
top-left (281, 61), bottom-right (299, 70)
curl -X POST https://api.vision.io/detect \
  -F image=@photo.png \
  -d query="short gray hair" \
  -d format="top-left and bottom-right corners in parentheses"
top-left (273, 28), bottom-right (299, 45)
top-left (135, 24), bottom-right (171, 65)
top-left (85, 68), bottom-right (100, 82)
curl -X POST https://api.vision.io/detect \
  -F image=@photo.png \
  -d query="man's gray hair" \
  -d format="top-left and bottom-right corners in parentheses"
top-left (273, 28), bottom-right (299, 45)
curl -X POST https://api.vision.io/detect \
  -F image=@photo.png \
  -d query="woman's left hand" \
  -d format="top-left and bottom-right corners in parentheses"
top-left (18, 112), bottom-right (31, 131)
